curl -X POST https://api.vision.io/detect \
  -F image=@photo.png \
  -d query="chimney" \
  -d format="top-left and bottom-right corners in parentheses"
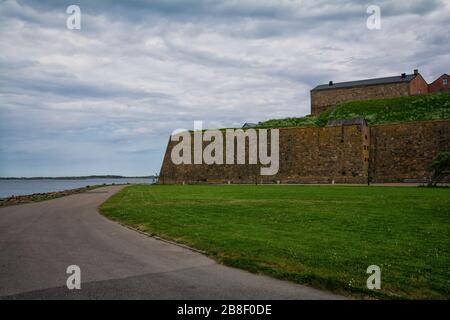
top-left (329, 81), bottom-right (333, 86)
top-left (414, 69), bottom-right (419, 75)
top-left (401, 73), bottom-right (406, 79)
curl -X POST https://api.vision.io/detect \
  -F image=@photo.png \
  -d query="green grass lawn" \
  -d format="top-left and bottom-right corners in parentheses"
top-left (99, 185), bottom-right (450, 299)
top-left (256, 92), bottom-right (450, 128)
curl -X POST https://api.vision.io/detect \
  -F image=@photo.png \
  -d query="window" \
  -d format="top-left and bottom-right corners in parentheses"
top-left (444, 79), bottom-right (448, 86)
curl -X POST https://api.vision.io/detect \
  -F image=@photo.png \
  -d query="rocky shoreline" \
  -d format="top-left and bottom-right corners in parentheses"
top-left (0, 185), bottom-right (106, 207)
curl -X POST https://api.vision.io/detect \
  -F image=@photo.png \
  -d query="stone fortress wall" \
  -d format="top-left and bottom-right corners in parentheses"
top-left (159, 120), bottom-right (450, 184)
top-left (369, 120), bottom-right (450, 183)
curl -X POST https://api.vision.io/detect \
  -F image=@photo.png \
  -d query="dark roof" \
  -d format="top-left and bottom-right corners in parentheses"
top-left (312, 74), bottom-right (416, 91)
top-left (327, 118), bottom-right (368, 127)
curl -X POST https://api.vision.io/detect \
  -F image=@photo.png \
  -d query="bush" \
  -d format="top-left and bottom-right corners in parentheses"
top-left (427, 151), bottom-right (450, 186)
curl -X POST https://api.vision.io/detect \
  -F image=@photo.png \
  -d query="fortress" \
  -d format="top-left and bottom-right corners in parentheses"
top-left (159, 71), bottom-right (450, 184)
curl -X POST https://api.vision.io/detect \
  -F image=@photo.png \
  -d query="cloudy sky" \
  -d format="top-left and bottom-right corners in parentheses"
top-left (0, 0), bottom-right (449, 177)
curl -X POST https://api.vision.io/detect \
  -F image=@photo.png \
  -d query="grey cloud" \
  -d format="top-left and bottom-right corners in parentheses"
top-left (0, 0), bottom-right (449, 176)
top-left (2, 76), bottom-right (174, 101)
top-left (17, 0), bottom-right (445, 20)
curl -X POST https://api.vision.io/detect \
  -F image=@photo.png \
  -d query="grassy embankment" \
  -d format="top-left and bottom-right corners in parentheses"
top-left (256, 92), bottom-right (450, 128)
top-left (100, 184), bottom-right (450, 299)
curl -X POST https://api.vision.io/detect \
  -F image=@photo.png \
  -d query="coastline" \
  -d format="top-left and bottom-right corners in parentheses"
top-left (0, 177), bottom-right (156, 200)
top-left (0, 184), bottom-right (112, 207)
top-left (0, 175), bottom-right (156, 180)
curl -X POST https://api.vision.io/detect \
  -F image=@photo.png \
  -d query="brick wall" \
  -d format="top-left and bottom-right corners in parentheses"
top-left (310, 82), bottom-right (410, 115)
top-left (160, 124), bottom-right (368, 184)
top-left (429, 74), bottom-right (450, 93)
top-left (369, 120), bottom-right (450, 183)
top-left (409, 73), bottom-right (429, 95)
top-left (159, 120), bottom-right (450, 185)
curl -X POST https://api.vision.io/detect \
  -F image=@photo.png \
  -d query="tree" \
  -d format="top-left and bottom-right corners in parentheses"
top-left (427, 151), bottom-right (450, 186)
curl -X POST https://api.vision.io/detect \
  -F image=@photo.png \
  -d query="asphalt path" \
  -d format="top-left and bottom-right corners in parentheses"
top-left (0, 185), bottom-right (344, 300)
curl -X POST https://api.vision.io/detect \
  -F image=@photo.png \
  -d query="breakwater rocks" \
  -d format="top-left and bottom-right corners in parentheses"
top-left (0, 185), bottom-right (103, 207)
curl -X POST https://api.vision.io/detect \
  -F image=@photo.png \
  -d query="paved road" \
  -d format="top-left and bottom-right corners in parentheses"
top-left (0, 186), bottom-right (344, 300)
